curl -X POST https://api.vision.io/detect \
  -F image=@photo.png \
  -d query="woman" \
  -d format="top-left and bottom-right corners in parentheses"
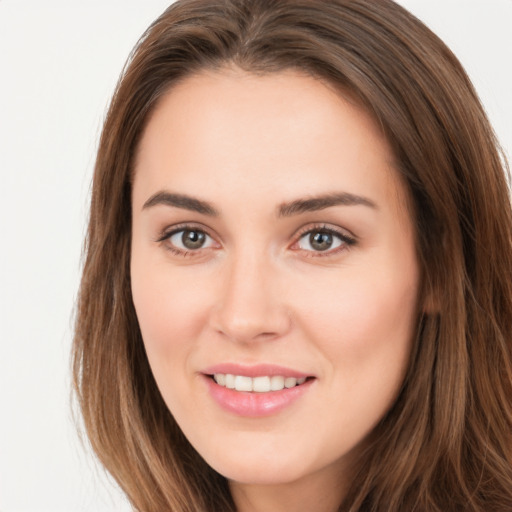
top-left (72, 0), bottom-right (512, 510)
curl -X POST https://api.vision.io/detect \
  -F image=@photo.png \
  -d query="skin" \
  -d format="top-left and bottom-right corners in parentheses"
top-left (131, 68), bottom-right (420, 512)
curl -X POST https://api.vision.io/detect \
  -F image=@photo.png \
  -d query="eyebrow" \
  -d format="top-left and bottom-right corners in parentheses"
top-left (277, 192), bottom-right (377, 217)
top-left (142, 191), bottom-right (219, 216)
top-left (142, 190), bottom-right (377, 217)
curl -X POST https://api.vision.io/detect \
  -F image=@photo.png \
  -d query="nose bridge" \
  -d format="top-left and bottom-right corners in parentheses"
top-left (212, 246), bottom-right (289, 342)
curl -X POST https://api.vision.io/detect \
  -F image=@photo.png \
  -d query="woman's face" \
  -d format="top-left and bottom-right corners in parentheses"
top-left (131, 69), bottom-right (419, 497)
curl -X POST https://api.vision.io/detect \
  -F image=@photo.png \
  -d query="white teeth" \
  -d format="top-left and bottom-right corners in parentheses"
top-left (225, 374), bottom-right (236, 389)
top-left (253, 376), bottom-right (270, 392)
top-left (284, 377), bottom-right (297, 388)
top-left (213, 373), bottom-right (308, 392)
top-left (234, 375), bottom-right (252, 392)
top-left (214, 373), bottom-right (226, 386)
top-left (270, 375), bottom-right (285, 391)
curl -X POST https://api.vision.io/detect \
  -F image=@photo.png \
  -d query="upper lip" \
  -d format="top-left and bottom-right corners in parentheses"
top-left (202, 363), bottom-right (313, 379)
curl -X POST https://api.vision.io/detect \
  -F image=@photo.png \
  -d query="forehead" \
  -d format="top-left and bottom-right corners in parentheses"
top-left (133, 68), bottom-right (408, 217)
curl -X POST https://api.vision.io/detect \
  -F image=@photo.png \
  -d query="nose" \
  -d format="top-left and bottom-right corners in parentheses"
top-left (210, 251), bottom-right (291, 343)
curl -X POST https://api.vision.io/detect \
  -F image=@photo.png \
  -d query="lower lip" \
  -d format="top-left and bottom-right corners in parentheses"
top-left (203, 376), bottom-right (314, 417)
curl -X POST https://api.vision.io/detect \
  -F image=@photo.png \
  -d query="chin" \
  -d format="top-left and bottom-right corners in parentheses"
top-left (201, 447), bottom-right (314, 486)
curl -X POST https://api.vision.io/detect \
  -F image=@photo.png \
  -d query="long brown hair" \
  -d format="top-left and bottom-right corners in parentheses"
top-left (72, 1), bottom-right (512, 510)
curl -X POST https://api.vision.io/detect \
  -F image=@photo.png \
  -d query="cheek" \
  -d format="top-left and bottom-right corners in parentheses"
top-left (130, 255), bottom-right (212, 370)
top-left (301, 269), bottom-right (416, 341)
top-left (295, 257), bottom-right (418, 396)
top-left (130, 262), bottom-right (216, 423)
top-left (296, 268), bottom-right (418, 446)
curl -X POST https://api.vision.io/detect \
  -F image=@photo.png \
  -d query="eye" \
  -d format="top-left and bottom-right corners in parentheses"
top-left (295, 226), bottom-right (355, 255)
top-left (165, 228), bottom-right (215, 252)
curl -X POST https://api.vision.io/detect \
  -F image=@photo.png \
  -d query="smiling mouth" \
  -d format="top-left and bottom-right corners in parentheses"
top-left (210, 374), bottom-right (313, 393)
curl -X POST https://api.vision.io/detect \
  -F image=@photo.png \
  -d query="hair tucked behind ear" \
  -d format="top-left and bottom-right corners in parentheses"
top-left (73, 1), bottom-right (512, 510)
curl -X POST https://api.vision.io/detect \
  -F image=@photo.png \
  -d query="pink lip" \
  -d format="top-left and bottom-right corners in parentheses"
top-left (201, 364), bottom-right (315, 417)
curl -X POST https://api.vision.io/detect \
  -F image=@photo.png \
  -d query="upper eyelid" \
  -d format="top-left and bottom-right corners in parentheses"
top-left (293, 223), bottom-right (356, 241)
top-left (157, 225), bottom-right (218, 256)
top-left (156, 222), bottom-right (216, 242)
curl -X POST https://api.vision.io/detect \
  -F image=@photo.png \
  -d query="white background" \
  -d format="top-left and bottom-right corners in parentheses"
top-left (0, 1), bottom-right (510, 511)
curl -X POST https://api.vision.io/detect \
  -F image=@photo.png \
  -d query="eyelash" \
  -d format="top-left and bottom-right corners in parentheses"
top-left (156, 223), bottom-right (357, 258)
top-left (293, 224), bottom-right (356, 258)
top-left (156, 223), bottom-right (216, 257)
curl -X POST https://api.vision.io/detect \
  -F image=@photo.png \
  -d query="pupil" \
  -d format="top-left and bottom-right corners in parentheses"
top-left (310, 231), bottom-right (332, 251)
top-left (182, 230), bottom-right (205, 249)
